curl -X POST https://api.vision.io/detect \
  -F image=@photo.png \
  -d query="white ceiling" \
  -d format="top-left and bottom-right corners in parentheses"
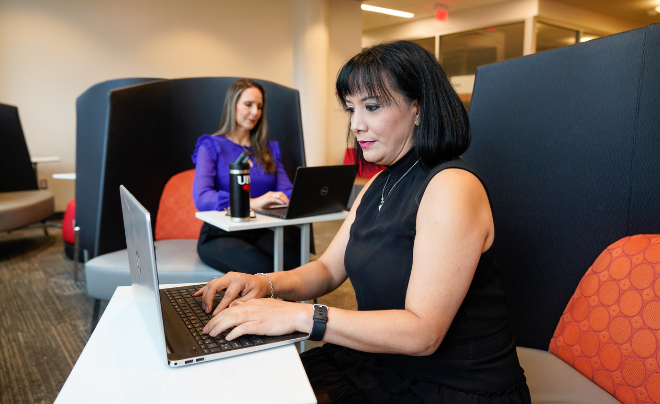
top-left (361, 0), bottom-right (660, 31)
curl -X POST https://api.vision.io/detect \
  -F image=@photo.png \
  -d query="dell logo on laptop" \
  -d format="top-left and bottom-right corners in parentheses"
top-left (320, 186), bottom-right (329, 196)
top-left (136, 250), bottom-right (141, 274)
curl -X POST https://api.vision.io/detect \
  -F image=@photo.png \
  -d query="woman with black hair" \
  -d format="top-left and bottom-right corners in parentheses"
top-left (195, 42), bottom-right (532, 403)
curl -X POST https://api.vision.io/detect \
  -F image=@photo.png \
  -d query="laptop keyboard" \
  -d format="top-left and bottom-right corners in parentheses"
top-left (164, 285), bottom-right (265, 355)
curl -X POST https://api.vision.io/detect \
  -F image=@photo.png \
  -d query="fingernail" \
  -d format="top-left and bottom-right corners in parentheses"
top-left (209, 330), bottom-right (217, 337)
top-left (203, 327), bottom-right (208, 333)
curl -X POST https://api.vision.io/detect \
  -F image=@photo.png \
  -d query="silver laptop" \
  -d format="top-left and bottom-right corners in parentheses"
top-left (255, 165), bottom-right (357, 219)
top-left (119, 185), bottom-right (308, 367)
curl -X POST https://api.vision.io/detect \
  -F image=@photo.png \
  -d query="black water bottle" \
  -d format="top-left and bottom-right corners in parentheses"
top-left (229, 151), bottom-right (251, 222)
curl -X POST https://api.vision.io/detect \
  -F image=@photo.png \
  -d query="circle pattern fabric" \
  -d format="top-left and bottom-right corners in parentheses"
top-left (550, 235), bottom-right (660, 404)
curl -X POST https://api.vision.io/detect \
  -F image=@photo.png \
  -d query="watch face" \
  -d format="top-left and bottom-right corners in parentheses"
top-left (313, 304), bottom-right (328, 320)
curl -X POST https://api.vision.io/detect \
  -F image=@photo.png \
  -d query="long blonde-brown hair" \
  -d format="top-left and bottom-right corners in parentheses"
top-left (215, 79), bottom-right (275, 173)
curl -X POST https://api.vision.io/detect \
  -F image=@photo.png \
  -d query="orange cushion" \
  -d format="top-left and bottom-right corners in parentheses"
top-left (154, 170), bottom-right (202, 241)
top-left (550, 235), bottom-right (660, 403)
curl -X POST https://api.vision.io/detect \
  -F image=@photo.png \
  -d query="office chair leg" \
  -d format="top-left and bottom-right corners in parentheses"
top-left (73, 226), bottom-right (80, 282)
top-left (91, 299), bottom-right (101, 332)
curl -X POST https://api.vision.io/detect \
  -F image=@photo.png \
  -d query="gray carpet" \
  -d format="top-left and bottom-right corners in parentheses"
top-left (0, 224), bottom-right (94, 404)
top-left (0, 220), bottom-right (356, 403)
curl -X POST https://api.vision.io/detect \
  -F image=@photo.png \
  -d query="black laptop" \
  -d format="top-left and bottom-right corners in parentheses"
top-left (256, 165), bottom-right (357, 219)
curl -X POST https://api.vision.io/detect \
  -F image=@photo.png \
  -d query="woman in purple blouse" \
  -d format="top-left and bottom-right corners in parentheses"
top-left (191, 79), bottom-right (300, 274)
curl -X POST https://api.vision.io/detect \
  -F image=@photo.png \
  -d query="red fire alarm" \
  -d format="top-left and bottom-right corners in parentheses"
top-left (435, 8), bottom-right (448, 22)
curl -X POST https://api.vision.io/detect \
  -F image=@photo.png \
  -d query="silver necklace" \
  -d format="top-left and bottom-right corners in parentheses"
top-left (379, 158), bottom-right (421, 211)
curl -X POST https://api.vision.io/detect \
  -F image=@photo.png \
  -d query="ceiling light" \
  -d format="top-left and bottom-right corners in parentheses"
top-left (361, 4), bottom-right (414, 18)
top-left (656, 5), bottom-right (660, 12)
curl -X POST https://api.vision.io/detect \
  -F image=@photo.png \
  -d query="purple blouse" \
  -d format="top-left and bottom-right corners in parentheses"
top-left (191, 135), bottom-right (294, 211)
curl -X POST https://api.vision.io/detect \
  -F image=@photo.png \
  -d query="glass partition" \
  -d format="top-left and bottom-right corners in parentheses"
top-left (536, 22), bottom-right (578, 52)
top-left (440, 22), bottom-right (524, 110)
top-left (579, 32), bottom-right (601, 43)
top-left (411, 37), bottom-right (436, 58)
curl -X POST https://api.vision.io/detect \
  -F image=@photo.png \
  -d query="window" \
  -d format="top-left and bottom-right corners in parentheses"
top-left (411, 37), bottom-right (436, 58)
top-left (536, 22), bottom-right (578, 53)
top-left (440, 23), bottom-right (524, 110)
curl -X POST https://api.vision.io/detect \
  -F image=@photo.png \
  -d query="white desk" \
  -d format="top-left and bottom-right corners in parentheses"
top-left (195, 211), bottom-right (348, 272)
top-left (53, 173), bottom-right (76, 180)
top-left (31, 156), bottom-right (61, 164)
top-left (55, 285), bottom-right (316, 404)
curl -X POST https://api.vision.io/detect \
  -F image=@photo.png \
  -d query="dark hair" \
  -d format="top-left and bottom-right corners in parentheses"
top-left (336, 41), bottom-right (470, 169)
top-left (214, 79), bottom-right (275, 173)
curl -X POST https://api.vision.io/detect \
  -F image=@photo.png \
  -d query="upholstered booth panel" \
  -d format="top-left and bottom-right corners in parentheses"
top-left (86, 77), bottom-right (307, 258)
top-left (517, 347), bottom-right (620, 404)
top-left (0, 190), bottom-right (54, 232)
top-left (96, 81), bottom-right (174, 256)
top-left (0, 103), bottom-right (38, 193)
top-left (76, 78), bottom-right (162, 257)
top-left (84, 239), bottom-right (220, 301)
top-left (463, 24), bottom-right (660, 350)
top-left (628, 24), bottom-right (660, 233)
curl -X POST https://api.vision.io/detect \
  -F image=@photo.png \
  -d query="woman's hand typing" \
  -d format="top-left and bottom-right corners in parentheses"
top-left (249, 191), bottom-right (289, 210)
top-left (194, 272), bottom-right (271, 315)
top-left (202, 299), bottom-right (310, 341)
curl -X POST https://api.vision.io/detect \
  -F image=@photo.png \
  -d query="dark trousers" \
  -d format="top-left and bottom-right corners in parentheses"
top-left (197, 222), bottom-right (302, 274)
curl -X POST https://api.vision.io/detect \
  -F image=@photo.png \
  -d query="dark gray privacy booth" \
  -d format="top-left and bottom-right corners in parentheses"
top-left (77, 77), bottom-right (307, 259)
top-left (0, 103), bottom-right (54, 233)
top-left (462, 23), bottom-right (660, 403)
top-left (75, 77), bottom-right (162, 259)
top-left (78, 77), bottom-right (309, 304)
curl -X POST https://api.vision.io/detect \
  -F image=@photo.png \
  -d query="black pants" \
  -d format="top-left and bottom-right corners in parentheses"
top-left (197, 222), bottom-right (302, 274)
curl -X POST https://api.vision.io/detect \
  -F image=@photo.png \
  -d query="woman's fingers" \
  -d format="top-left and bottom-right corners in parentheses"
top-left (204, 299), bottom-right (303, 340)
top-left (213, 281), bottom-right (244, 313)
top-left (204, 306), bottom-right (251, 336)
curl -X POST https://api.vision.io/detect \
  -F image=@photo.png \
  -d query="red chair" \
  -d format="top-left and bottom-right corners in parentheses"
top-left (85, 169), bottom-right (217, 307)
top-left (343, 148), bottom-right (383, 185)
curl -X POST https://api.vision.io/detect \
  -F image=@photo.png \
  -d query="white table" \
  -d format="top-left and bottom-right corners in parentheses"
top-left (195, 211), bottom-right (349, 272)
top-left (55, 285), bottom-right (316, 404)
top-left (53, 173), bottom-right (76, 180)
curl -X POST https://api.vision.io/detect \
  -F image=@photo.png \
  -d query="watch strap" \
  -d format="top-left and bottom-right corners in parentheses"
top-left (309, 304), bottom-right (328, 341)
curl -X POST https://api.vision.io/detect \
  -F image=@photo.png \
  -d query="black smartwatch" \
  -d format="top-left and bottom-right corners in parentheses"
top-left (309, 304), bottom-right (328, 341)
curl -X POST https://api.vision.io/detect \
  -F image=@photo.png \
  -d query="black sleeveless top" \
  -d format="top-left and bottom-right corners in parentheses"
top-left (327, 149), bottom-right (531, 402)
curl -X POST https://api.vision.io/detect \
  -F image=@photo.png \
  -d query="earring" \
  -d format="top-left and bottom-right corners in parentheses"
top-left (414, 115), bottom-right (420, 126)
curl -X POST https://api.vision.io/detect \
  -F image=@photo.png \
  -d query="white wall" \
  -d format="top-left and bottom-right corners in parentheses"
top-left (327, 0), bottom-right (362, 165)
top-left (292, 0), bottom-right (362, 167)
top-left (292, 0), bottom-right (329, 168)
top-left (0, 0), bottom-right (294, 211)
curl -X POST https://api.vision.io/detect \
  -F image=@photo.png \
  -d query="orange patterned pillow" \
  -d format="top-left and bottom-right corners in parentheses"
top-left (550, 235), bottom-right (660, 403)
top-left (154, 170), bottom-right (202, 241)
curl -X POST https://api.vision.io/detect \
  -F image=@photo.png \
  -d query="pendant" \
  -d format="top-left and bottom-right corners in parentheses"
top-left (378, 198), bottom-right (384, 211)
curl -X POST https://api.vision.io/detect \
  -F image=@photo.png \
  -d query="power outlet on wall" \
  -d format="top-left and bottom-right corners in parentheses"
top-left (39, 179), bottom-right (48, 189)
